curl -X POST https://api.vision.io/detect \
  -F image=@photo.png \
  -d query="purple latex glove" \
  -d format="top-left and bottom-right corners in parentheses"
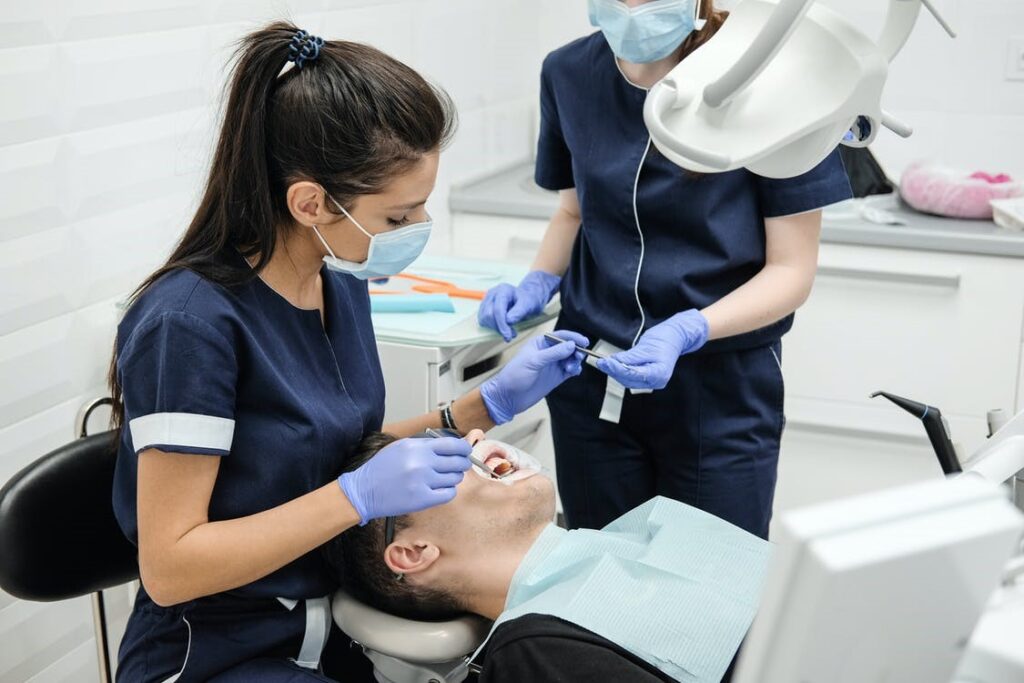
top-left (596, 310), bottom-right (710, 390)
top-left (481, 330), bottom-right (590, 425)
top-left (478, 270), bottom-right (562, 342)
top-left (338, 436), bottom-right (472, 525)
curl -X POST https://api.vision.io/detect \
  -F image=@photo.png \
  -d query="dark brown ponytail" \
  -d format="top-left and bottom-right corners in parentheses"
top-left (108, 20), bottom-right (457, 434)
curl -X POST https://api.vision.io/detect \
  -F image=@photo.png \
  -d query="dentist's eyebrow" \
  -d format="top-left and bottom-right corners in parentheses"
top-left (388, 198), bottom-right (428, 210)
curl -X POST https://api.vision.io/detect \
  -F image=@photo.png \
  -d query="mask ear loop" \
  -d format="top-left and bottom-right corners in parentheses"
top-left (310, 189), bottom-right (373, 260)
top-left (325, 190), bottom-right (373, 239)
top-left (310, 225), bottom-right (338, 259)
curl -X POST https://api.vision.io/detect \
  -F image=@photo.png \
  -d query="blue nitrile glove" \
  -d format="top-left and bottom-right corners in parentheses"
top-left (596, 310), bottom-right (710, 391)
top-left (480, 330), bottom-right (590, 425)
top-left (338, 437), bottom-right (472, 525)
top-left (478, 270), bottom-right (562, 343)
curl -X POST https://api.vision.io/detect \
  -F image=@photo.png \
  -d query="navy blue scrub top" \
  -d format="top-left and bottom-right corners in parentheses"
top-left (112, 251), bottom-right (385, 600)
top-left (537, 33), bottom-right (853, 353)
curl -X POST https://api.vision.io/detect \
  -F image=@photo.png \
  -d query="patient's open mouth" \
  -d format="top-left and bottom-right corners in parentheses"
top-left (471, 441), bottom-right (539, 482)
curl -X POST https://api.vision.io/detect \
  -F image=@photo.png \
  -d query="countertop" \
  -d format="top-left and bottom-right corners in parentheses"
top-left (449, 162), bottom-right (1024, 259)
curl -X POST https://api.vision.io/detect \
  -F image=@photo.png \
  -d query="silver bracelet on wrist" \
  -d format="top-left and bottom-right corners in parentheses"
top-left (440, 402), bottom-right (459, 432)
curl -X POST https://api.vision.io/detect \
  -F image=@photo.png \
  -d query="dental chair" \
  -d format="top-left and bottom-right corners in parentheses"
top-left (0, 398), bottom-right (138, 683)
top-left (332, 590), bottom-right (491, 683)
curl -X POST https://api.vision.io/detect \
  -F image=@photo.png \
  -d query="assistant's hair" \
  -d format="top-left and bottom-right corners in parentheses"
top-left (681, 0), bottom-right (729, 60)
top-left (108, 21), bottom-right (457, 436)
top-left (322, 432), bottom-right (467, 622)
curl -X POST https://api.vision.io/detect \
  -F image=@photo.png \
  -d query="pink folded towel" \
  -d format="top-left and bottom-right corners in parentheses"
top-left (900, 162), bottom-right (1024, 219)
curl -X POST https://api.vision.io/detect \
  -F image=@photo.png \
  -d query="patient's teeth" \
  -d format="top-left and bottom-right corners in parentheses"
top-left (492, 461), bottom-right (514, 476)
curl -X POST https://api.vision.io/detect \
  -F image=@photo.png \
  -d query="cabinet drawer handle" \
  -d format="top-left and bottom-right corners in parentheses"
top-left (817, 265), bottom-right (961, 289)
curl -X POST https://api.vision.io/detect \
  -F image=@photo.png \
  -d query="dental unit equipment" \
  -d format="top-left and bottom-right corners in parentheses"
top-left (644, 0), bottom-right (957, 178)
top-left (871, 390), bottom-right (961, 475)
top-left (735, 395), bottom-right (1024, 682)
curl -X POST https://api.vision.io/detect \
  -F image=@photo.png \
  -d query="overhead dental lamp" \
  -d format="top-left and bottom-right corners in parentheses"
top-left (644, 0), bottom-right (957, 178)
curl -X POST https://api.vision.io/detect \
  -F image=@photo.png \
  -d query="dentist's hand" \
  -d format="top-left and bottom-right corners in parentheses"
top-left (478, 271), bottom-right (562, 342)
top-left (480, 330), bottom-right (589, 425)
top-left (338, 437), bottom-right (472, 525)
top-left (596, 310), bottom-right (710, 391)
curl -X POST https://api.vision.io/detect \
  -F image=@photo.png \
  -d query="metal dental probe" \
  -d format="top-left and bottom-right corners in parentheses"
top-left (425, 428), bottom-right (513, 479)
top-left (543, 333), bottom-right (606, 361)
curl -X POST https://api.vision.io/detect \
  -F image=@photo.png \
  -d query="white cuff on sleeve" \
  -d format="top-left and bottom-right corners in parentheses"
top-left (129, 412), bottom-right (235, 454)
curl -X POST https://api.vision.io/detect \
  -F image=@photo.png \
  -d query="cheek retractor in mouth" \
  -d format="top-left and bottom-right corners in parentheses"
top-left (470, 441), bottom-right (546, 484)
top-left (470, 442), bottom-right (517, 480)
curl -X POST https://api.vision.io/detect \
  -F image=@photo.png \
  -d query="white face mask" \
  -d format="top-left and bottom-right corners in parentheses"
top-left (312, 193), bottom-right (432, 280)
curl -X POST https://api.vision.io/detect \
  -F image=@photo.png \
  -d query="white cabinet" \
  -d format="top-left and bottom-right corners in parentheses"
top-left (775, 242), bottom-right (1024, 523)
top-left (1018, 343), bottom-right (1024, 413)
top-left (450, 213), bottom-right (547, 264)
top-left (786, 244), bottom-right (1024, 452)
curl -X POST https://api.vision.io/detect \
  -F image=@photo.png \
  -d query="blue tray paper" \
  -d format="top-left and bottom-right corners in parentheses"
top-left (370, 294), bottom-right (455, 314)
top-left (369, 255), bottom-right (549, 347)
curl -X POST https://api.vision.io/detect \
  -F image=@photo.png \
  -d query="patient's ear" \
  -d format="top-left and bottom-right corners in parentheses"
top-left (385, 541), bottom-right (440, 576)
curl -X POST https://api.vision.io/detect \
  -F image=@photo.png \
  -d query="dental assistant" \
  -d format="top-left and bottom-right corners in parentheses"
top-left (479, 0), bottom-right (852, 539)
top-left (109, 23), bottom-right (587, 683)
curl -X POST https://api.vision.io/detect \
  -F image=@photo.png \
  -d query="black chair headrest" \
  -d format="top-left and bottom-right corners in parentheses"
top-left (0, 431), bottom-right (138, 601)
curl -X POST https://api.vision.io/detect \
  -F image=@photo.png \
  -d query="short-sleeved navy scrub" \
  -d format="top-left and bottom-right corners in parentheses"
top-left (113, 250), bottom-right (383, 682)
top-left (539, 33), bottom-right (852, 538)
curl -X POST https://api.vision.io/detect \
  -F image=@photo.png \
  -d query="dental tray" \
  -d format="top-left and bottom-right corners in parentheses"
top-left (369, 255), bottom-right (558, 347)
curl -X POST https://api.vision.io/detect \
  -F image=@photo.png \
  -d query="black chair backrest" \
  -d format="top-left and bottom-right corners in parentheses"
top-left (0, 430), bottom-right (138, 601)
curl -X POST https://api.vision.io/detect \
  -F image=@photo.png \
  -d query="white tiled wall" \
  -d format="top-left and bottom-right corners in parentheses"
top-left (0, 2), bottom-right (569, 680)
top-left (802, 0), bottom-right (1024, 178)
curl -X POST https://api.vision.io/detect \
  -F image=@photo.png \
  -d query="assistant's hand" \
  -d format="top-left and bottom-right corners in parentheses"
top-left (596, 310), bottom-right (709, 391)
top-left (480, 330), bottom-right (590, 425)
top-left (477, 271), bottom-right (562, 342)
top-left (338, 437), bottom-right (472, 525)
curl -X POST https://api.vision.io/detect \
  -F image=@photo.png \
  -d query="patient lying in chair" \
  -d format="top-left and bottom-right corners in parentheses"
top-left (323, 431), bottom-right (771, 683)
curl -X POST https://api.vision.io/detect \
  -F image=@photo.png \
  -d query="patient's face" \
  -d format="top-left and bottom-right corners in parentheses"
top-left (402, 429), bottom-right (556, 553)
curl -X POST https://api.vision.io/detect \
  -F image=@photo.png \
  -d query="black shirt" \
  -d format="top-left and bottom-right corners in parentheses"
top-left (477, 613), bottom-right (677, 683)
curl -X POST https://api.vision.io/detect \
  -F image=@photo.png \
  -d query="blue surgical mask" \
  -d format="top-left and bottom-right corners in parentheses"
top-left (313, 194), bottom-right (432, 280)
top-left (588, 0), bottom-right (697, 64)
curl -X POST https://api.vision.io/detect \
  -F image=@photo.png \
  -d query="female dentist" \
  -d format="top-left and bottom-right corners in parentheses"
top-left (479, 0), bottom-right (852, 539)
top-left (110, 23), bottom-right (587, 682)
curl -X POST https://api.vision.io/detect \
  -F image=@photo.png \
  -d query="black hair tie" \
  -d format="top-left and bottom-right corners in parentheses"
top-left (288, 29), bottom-right (324, 69)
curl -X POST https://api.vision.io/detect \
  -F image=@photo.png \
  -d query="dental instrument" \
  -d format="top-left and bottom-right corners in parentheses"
top-left (543, 333), bottom-right (606, 361)
top-left (424, 428), bottom-right (513, 480)
top-left (644, 0), bottom-right (957, 178)
top-left (468, 452), bottom-right (512, 480)
top-left (871, 390), bottom-right (961, 475)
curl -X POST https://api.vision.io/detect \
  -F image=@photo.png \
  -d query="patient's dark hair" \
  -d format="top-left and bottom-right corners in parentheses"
top-left (323, 432), bottom-right (466, 622)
